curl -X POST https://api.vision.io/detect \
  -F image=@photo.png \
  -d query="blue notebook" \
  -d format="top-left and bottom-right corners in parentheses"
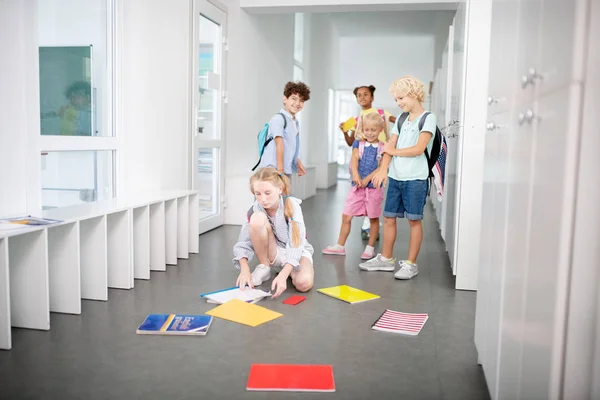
top-left (136, 314), bottom-right (213, 335)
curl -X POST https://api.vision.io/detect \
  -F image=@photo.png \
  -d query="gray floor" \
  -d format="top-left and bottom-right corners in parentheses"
top-left (0, 181), bottom-right (489, 400)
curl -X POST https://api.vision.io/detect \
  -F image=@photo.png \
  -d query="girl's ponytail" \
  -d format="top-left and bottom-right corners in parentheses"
top-left (280, 177), bottom-right (301, 248)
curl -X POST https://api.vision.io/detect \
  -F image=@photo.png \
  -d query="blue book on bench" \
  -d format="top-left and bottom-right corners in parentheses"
top-left (136, 314), bottom-right (213, 335)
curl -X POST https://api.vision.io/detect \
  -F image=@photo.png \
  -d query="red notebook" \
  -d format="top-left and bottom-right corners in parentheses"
top-left (282, 295), bottom-right (306, 305)
top-left (246, 364), bottom-right (335, 392)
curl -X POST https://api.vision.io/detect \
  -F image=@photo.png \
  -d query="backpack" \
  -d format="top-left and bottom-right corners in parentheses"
top-left (395, 111), bottom-right (447, 197)
top-left (252, 112), bottom-right (286, 171)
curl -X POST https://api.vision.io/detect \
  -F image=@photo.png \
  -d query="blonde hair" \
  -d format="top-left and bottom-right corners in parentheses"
top-left (249, 167), bottom-right (301, 248)
top-left (389, 75), bottom-right (426, 103)
top-left (355, 112), bottom-right (388, 142)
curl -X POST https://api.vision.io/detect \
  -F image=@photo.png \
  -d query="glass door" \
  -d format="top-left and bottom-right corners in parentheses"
top-left (193, 0), bottom-right (226, 234)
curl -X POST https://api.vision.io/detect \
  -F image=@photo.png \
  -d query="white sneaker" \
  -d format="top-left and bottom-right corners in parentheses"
top-left (358, 254), bottom-right (396, 272)
top-left (394, 260), bottom-right (418, 280)
top-left (251, 264), bottom-right (271, 286)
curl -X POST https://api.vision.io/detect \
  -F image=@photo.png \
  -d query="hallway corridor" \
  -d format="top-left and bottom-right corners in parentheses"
top-left (0, 181), bottom-right (489, 399)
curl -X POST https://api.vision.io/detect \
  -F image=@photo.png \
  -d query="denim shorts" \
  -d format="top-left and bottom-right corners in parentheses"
top-left (383, 178), bottom-right (428, 220)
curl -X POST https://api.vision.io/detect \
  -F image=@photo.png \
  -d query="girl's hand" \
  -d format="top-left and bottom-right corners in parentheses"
top-left (384, 141), bottom-right (396, 155)
top-left (271, 274), bottom-right (287, 298)
top-left (361, 177), bottom-right (371, 187)
top-left (339, 122), bottom-right (346, 133)
top-left (352, 172), bottom-right (362, 187)
top-left (236, 268), bottom-right (254, 290)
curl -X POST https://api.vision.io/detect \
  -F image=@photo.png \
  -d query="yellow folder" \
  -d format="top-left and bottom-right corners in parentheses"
top-left (317, 285), bottom-right (380, 304)
top-left (341, 117), bottom-right (357, 132)
top-left (206, 298), bottom-right (283, 327)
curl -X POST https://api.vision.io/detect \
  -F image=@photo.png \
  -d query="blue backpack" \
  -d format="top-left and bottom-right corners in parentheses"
top-left (252, 113), bottom-right (287, 171)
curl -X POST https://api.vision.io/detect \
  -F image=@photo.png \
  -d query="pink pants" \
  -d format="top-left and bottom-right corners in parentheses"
top-left (342, 186), bottom-right (384, 219)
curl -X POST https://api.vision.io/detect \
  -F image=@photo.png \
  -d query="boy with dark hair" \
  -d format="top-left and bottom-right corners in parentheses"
top-left (258, 81), bottom-right (311, 177)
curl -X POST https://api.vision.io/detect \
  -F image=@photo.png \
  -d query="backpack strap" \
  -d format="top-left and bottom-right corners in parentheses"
top-left (358, 140), bottom-right (365, 160)
top-left (376, 141), bottom-right (385, 163)
top-left (278, 112), bottom-right (287, 130)
top-left (418, 112), bottom-right (432, 162)
top-left (377, 108), bottom-right (385, 117)
top-left (395, 112), bottom-right (410, 135)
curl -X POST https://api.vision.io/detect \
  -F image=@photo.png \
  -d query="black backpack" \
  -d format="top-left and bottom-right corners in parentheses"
top-left (395, 111), bottom-right (443, 179)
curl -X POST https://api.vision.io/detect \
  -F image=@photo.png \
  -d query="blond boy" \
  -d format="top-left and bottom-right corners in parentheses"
top-left (359, 76), bottom-right (437, 280)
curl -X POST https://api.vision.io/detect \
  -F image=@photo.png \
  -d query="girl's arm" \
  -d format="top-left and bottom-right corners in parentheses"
top-left (343, 130), bottom-right (355, 147)
top-left (232, 223), bottom-right (255, 269)
top-left (350, 147), bottom-right (361, 186)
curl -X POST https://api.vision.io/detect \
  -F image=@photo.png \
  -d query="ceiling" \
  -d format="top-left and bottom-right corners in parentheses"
top-left (328, 10), bottom-right (456, 37)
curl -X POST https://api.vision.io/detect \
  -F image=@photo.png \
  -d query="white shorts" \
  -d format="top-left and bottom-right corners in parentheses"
top-left (270, 246), bottom-right (313, 272)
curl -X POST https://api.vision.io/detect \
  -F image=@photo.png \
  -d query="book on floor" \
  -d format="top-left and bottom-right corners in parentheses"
top-left (282, 295), bottom-right (306, 305)
top-left (371, 309), bottom-right (428, 336)
top-left (205, 299), bottom-right (282, 327)
top-left (136, 314), bottom-right (213, 335)
top-left (246, 364), bottom-right (336, 392)
top-left (317, 285), bottom-right (380, 304)
top-left (200, 286), bottom-right (272, 305)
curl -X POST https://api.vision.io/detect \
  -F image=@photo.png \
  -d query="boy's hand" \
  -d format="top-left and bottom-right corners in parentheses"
top-left (296, 159), bottom-right (306, 176)
top-left (372, 169), bottom-right (388, 188)
top-left (383, 141), bottom-right (396, 156)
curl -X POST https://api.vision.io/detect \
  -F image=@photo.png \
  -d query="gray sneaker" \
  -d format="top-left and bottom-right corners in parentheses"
top-left (394, 260), bottom-right (418, 279)
top-left (359, 254), bottom-right (396, 272)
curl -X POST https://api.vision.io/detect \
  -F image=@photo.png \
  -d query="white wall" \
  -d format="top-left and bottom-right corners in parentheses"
top-left (304, 13), bottom-right (340, 188)
top-left (118, 0), bottom-right (191, 197)
top-left (218, 0), bottom-right (295, 224)
top-left (0, 0), bottom-right (41, 217)
top-left (339, 35), bottom-right (435, 110)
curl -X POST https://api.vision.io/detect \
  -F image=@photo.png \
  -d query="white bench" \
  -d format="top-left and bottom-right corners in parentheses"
top-left (0, 190), bottom-right (199, 350)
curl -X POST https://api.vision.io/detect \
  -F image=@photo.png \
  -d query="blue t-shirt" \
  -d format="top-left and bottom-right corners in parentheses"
top-left (352, 140), bottom-right (380, 189)
top-left (388, 111), bottom-right (437, 181)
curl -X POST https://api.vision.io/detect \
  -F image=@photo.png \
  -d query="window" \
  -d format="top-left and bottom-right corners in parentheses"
top-left (294, 13), bottom-right (304, 65)
top-left (293, 13), bottom-right (304, 81)
top-left (37, 0), bottom-right (116, 209)
top-left (42, 151), bottom-right (114, 209)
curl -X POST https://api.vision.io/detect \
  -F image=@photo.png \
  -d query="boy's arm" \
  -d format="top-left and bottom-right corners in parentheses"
top-left (275, 137), bottom-right (284, 173)
top-left (387, 132), bottom-right (432, 157)
top-left (372, 134), bottom-right (398, 187)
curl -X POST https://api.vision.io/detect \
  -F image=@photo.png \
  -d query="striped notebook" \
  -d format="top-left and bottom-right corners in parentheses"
top-left (371, 309), bottom-right (428, 336)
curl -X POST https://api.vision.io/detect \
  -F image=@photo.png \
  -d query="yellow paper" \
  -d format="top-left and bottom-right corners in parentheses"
top-left (317, 285), bottom-right (380, 304)
top-left (341, 117), bottom-right (357, 132)
top-left (205, 299), bottom-right (283, 327)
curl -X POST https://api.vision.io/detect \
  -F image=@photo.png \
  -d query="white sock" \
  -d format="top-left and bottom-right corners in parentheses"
top-left (365, 245), bottom-right (374, 253)
top-left (332, 243), bottom-right (345, 250)
top-left (380, 255), bottom-right (392, 262)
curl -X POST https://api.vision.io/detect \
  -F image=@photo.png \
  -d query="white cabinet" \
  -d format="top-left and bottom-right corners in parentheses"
top-left (477, 0), bottom-right (597, 398)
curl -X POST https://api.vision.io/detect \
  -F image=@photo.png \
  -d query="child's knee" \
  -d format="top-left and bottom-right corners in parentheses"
top-left (342, 213), bottom-right (353, 223)
top-left (249, 211), bottom-right (268, 229)
top-left (384, 216), bottom-right (396, 226)
top-left (294, 275), bottom-right (313, 292)
top-left (408, 219), bottom-right (422, 228)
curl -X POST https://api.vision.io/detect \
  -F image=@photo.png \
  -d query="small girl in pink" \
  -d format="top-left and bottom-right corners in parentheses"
top-left (323, 112), bottom-right (388, 259)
